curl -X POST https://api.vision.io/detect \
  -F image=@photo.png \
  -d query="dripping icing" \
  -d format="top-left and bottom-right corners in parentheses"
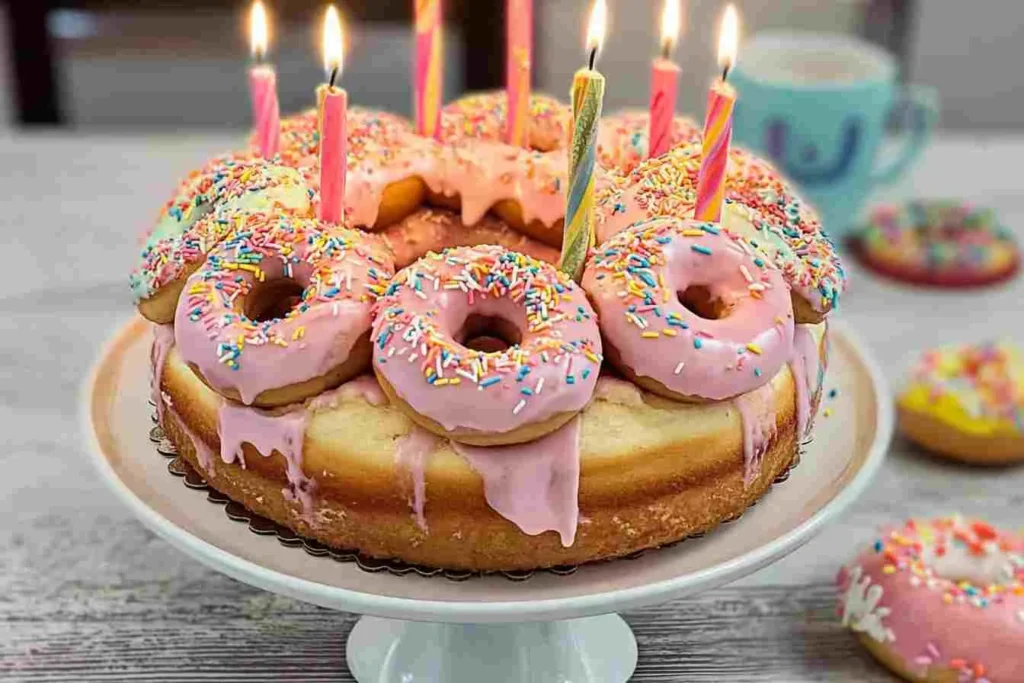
top-left (393, 427), bottom-right (438, 531)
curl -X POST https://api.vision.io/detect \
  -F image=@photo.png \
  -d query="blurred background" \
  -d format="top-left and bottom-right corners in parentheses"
top-left (1, 0), bottom-right (1021, 131)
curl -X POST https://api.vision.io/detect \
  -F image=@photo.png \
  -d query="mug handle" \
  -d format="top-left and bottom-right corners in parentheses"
top-left (869, 85), bottom-right (939, 186)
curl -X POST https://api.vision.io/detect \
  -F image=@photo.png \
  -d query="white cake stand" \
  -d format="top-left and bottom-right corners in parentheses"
top-left (83, 318), bottom-right (891, 682)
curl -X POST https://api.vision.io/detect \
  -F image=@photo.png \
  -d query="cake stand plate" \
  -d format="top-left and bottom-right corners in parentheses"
top-left (83, 317), bottom-right (891, 683)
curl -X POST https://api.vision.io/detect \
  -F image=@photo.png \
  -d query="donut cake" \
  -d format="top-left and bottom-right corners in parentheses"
top-left (133, 96), bottom-right (844, 572)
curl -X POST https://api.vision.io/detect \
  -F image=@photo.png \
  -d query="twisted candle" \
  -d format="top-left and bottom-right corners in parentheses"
top-left (693, 79), bottom-right (735, 223)
top-left (414, 0), bottom-right (443, 138)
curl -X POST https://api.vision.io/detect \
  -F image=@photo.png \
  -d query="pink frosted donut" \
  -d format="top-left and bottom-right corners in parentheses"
top-left (837, 516), bottom-right (1024, 683)
top-left (597, 109), bottom-right (701, 174)
top-left (425, 92), bottom-right (573, 246)
top-left (371, 245), bottom-right (603, 445)
top-left (582, 217), bottom-right (795, 401)
top-left (175, 213), bottom-right (395, 408)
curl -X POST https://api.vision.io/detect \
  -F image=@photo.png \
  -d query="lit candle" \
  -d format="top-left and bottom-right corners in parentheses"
top-left (505, 0), bottom-right (533, 147)
top-left (559, 0), bottom-right (607, 282)
top-left (694, 4), bottom-right (739, 223)
top-left (648, 0), bottom-right (681, 159)
top-left (414, 0), bottom-right (443, 139)
top-left (248, 1), bottom-right (280, 159)
top-left (319, 5), bottom-right (347, 224)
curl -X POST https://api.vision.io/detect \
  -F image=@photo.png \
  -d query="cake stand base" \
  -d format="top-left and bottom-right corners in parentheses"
top-left (347, 614), bottom-right (637, 683)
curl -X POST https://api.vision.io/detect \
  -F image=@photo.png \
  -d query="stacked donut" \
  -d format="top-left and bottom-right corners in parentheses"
top-left (135, 93), bottom-right (844, 572)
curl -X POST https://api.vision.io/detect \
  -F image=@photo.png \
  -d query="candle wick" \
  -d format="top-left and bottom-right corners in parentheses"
top-left (660, 41), bottom-right (671, 62)
top-left (254, 49), bottom-right (265, 66)
top-left (328, 65), bottom-right (339, 89)
top-left (588, 46), bottom-right (597, 71)
top-left (721, 63), bottom-right (731, 82)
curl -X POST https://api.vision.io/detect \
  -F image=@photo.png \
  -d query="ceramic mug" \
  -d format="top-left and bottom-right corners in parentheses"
top-left (730, 32), bottom-right (938, 239)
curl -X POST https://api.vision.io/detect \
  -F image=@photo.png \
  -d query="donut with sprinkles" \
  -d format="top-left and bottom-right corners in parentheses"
top-left (582, 217), bottom-right (795, 401)
top-left (174, 212), bottom-right (395, 408)
top-left (131, 155), bottom-right (314, 323)
top-left (596, 142), bottom-right (846, 324)
top-left (853, 200), bottom-right (1020, 288)
top-left (254, 106), bottom-right (435, 231)
top-left (838, 516), bottom-right (1023, 682)
top-left (371, 245), bottom-right (603, 445)
top-left (899, 341), bottom-right (1024, 464)
top-left (425, 91), bottom-right (576, 248)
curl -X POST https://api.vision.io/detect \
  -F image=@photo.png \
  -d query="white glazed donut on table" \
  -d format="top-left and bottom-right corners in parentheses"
top-left (837, 516), bottom-right (1024, 683)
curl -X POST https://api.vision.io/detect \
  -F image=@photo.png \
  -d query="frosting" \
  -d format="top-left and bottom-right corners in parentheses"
top-left (175, 213), bottom-right (394, 405)
top-left (838, 517), bottom-right (1024, 682)
top-left (150, 323), bottom-right (175, 423)
top-left (393, 427), bottom-right (439, 531)
top-left (218, 401), bottom-right (314, 520)
top-left (583, 217), bottom-right (794, 400)
top-left (791, 324), bottom-right (821, 438)
top-left (263, 107), bottom-right (438, 229)
top-left (425, 92), bottom-right (573, 228)
top-left (734, 382), bottom-right (778, 485)
top-left (597, 109), bottom-right (701, 174)
top-left (372, 245), bottom-right (602, 435)
top-left (453, 416), bottom-right (581, 546)
top-left (900, 342), bottom-right (1024, 437)
top-left (857, 200), bottom-right (1019, 283)
top-left (380, 208), bottom-right (559, 269)
top-left (131, 156), bottom-right (313, 302)
top-left (595, 142), bottom-right (846, 313)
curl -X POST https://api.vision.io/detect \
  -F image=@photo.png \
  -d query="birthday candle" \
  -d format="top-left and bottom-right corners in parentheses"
top-left (694, 4), bottom-right (739, 223)
top-left (505, 0), bottom-right (533, 147)
top-left (559, 0), bottom-right (607, 283)
top-left (319, 6), bottom-right (347, 224)
top-left (414, 0), bottom-right (443, 138)
top-left (248, 1), bottom-right (280, 159)
top-left (648, 0), bottom-right (681, 159)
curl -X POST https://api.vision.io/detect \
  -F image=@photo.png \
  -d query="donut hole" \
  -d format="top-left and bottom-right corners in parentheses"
top-left (678, 285), bottom-right (730, 320)
top-left (457, 314), bottom-right (523, 353)
top-left (244, 278), bottom-right (306, 322)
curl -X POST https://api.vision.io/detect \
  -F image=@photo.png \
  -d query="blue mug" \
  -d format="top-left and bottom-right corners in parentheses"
top-left (730, 32), bottom-right (938, 240)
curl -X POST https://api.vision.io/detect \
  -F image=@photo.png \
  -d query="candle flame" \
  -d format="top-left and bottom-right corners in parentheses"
top-left (322, 5), bottom-right (344, 82)
top-left (585, 0), bottom-right (607, 65)
top-left (250, 1), bottom-right (269, 60)
top-left (717, 4), bottom-right (739, 75)
top-left (660, 0), bottom-right (681, 56)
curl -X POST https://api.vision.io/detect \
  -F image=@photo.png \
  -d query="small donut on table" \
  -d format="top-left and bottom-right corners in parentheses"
top-left (258, 107), bottom-right (434, 230)
top-left (597, 109), bottom-right (701, 174)
top-left (583, 217), bottom-right (795, 402)
top-left (131, 155), bottom-right (314, 323)
top-left (898, 341), bottom-right (1024, 464)
top-left (174, 212), bottom-right (395, 408)
top-left (379, 207), bottom-right (559, 269)
top-left (853, 201), bottom-right (1020, 288)
top-left (371, 245), bottom-right (603, 446)
top-left (596, 142), bottom-right (846, 324)
top-left (838, 516), bottom-right (1024, 682)
top-left (424, 91), bottom-right (574, 247)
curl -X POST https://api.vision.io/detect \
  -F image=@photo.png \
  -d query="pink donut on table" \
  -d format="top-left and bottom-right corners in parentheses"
top-left (174, 212), bottom-right (395, 408)
top-left (837, 516), bottom-right (1024, 683)
top-left (582, 217), bottom-right (795, 402)
top-left (371, 244), bottom-right (603, 446)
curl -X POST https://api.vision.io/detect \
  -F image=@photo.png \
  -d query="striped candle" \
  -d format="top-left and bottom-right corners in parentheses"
top-left (505, 0), bottom-right (533, 146)
top-left (414, 0), bottom-right (443, 138)
top-left (693, 79), bottom-right (735, 222)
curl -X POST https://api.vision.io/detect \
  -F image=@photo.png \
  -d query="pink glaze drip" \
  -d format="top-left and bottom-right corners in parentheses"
top-left (790, 325), bottom-right (821, 438)
top-left (150, 324), bottom-right (175, 423)
top-left (734, 382), bottom-right (777, 486)
top-left (217, 402), bottom-right (314, 522)
top-left (583, 217), bottom-right (794, 400)
top-left (393, 427), bottom-right (438, 531)
top-left (453, 417), bottom-right (581, 547)
top-left (169, 409), bottom-right (216, 473)
top-left (308, 374), bottom-right (389, 410)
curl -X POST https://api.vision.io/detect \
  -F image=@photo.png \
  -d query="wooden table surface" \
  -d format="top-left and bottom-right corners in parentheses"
top-left (1, 133), bottom-right (1022, 681)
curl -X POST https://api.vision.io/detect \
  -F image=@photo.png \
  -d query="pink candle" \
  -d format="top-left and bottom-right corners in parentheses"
top-left (319, 6), bottom-right (347, 224)
top-left (248, 2), bottom-right (279, 158)
top-left (648, 0), bottom-right (681, 159)
top-left (505, 0), bottom-right (533, 146)
top-left (694, 4), bottom-right (738, 223)
top-left (414, 0), bottom-right (443, 138)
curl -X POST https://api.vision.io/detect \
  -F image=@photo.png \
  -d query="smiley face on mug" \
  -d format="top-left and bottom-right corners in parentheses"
top-left (764, 117), bottom-right (863, 186)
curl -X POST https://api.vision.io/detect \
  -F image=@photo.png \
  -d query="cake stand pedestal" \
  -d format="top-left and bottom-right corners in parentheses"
top-left (83, 318), bottom-right (891, 683)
